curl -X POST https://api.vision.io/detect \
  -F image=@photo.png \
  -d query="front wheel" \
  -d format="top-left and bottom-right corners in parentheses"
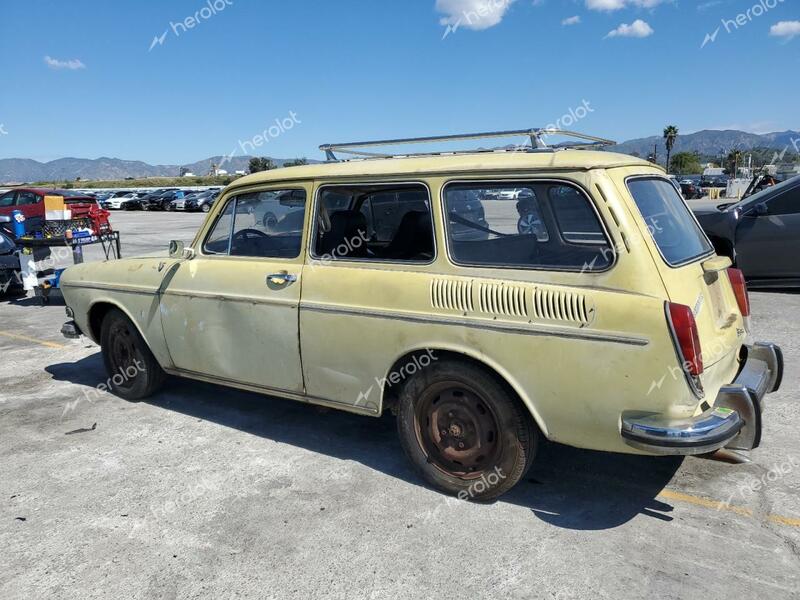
top-left (100, 308), bottom-right (166, 400)
top-left (397, 360), bottom-right (537, 501)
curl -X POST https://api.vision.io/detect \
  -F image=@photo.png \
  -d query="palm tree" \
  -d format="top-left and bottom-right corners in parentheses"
top-left (663, 125), bottom-right (679, 174)
top-left (725, 149), bottom-right (743, 176)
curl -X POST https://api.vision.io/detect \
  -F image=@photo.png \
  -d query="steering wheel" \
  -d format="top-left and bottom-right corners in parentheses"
top-left (234, 228), bottom-right (269, 240)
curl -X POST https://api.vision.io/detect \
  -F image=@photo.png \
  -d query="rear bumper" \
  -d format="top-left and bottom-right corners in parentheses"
top-left (621, 342), bottom-right (783, 455)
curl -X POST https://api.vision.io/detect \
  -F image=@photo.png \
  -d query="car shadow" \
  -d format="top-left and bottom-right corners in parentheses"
top-left (46, 353), bottom-right (683, 531)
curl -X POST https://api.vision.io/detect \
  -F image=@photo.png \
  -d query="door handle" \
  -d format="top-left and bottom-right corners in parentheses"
top-left (266, 272), bottom-right (297, 285)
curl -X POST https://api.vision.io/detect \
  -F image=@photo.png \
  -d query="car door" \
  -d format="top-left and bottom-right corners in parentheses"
top-left (159, 185), bottom-right (310, 394)
top-left (299, 181), bottom-right (437, 414)
top-left (735, 184), bottom-right (800, 279)
top-left (14, 190), bottom-right (44, 229)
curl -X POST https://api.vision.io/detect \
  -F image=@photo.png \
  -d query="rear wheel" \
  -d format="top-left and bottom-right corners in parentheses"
top-left (100, 308), bottom-right (166, 400)
top-left (397, 360), bottom-right (537, 501)
top-left (201, 203), bottom-right (211, 213)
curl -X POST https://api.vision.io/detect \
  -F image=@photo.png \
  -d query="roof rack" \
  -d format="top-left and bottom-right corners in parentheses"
top-left (319, 128), bottom-right (616, 161)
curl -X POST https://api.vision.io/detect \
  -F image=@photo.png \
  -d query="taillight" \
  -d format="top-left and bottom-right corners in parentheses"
top-left (727, 268), bottom-right (751, 318)
top-left (667, 302), bottom-right (704, 377)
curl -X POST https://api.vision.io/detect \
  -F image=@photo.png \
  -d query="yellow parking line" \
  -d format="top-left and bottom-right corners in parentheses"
top-left (658, 489), bottom-right (800, 528)
top-left (0, 330), bottom-right (66, 349)
top-left (768, 514), bottom-right (800, 528)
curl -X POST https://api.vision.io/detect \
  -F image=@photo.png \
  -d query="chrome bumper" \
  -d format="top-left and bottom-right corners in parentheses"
top-left (622, 342), bottom-right (783, 456)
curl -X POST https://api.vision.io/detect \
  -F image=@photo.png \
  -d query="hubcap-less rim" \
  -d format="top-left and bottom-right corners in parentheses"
top-left (414, 382), bottom-right (502, 480)
top-left (108, 321), bottom-right (141, 390)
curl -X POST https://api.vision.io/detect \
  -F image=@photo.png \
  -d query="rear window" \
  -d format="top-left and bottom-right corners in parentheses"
top-left (627, 177), bottom-right (713, 266)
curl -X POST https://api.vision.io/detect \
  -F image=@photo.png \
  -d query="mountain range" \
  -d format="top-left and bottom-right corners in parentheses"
top-left (609, 129), bottom-right (800, 160)
top-left (0, 155), bottom-right (314, 185)
top-left (2, 129), bottom-right (799, 184)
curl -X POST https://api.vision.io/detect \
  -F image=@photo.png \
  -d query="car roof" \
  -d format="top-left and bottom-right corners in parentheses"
top-left (10, 187), bottom-right (94, 199)
top-left (228, 150), bottom-right (655, 190)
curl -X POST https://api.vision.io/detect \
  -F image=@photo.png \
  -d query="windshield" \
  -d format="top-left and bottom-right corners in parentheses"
top-left (627, 177), bottom-right (713, 267)
top-left (732, 177), bottom-right (799, 212)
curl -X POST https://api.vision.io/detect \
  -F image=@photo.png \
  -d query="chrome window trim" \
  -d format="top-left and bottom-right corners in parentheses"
top-left (308, 180), bottom-right (437, 266)
top-left (440, 178), bottom-right (617, 273)
top-left (199, 186), bottom-right (309, 259)
top-left (625, 175), bottom-right (715, 269)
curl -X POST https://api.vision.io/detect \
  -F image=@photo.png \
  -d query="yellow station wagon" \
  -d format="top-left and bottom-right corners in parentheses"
top-left (60, 129), bottom-right (784, 500)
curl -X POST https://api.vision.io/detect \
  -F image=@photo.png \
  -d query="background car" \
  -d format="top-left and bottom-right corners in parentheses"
top-left (680, 181), bottom-right (703, 200)
top-left (103, 191), bottom-right (139, 210)
top-left (121, 191), bottom-right (151, 210)
top-left (0, 218), bottom-right (50, 296)
top-left (0, 188), bottom-right (97, 233)
top-left (693, 176), bottom-right (800, 287)
top-left (185, 189), bottom-right (220, 213)
top-left (160, 190), bottom-right (192, 211)
top-left (140, 189), bottom-right (178, 211)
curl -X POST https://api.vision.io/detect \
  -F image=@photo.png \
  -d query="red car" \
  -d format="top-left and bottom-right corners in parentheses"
top-left (0, 188), bottom-right (98, 237)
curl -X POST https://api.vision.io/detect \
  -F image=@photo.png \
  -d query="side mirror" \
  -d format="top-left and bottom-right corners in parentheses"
top-left (744, 203), bottom-right (768, 218)
top-left (0, 216), bottom-right (10, 223)
top-left (168, 240), bottom-right (195, 259)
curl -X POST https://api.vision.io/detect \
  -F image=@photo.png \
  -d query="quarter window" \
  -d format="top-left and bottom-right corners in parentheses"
top-left (444, 181), bottom-right (613, 271)
top-left (202, 189), bottom-right (306, 258)
top-left (766, 186), bottom-right (800, 215)
top-left (627, 177), bottom-right (713, 266)
top-left (313, 184), bottom-right (434, 262)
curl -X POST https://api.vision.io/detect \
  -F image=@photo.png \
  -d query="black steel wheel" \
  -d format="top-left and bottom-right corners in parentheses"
top-left (397, 360), bottom-right (538, 500)
top-left (100, 308), bottom-right (166, 400)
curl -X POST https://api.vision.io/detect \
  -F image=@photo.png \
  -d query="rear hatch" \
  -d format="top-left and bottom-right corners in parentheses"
top-left (64, 196), bottom-right (98, 218)
top-left (623, 175), bottom-right (744, 371)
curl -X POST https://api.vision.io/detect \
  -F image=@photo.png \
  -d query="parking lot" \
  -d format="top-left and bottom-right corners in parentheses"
top-left (1, 211), bottom-right (799, 600)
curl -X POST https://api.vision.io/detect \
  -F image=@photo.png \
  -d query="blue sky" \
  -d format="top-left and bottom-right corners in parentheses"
top-left (0, 0), bottom-right (798, 164)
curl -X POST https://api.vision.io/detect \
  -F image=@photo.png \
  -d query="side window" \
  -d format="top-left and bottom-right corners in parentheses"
top-left (202, 189), bottom-right (307, 258)
top-left (16, 191), bottom-right (40, 206)
top-left (549, 185), bottom-right (605, 244)
top-left (766, 187), bottom-right (800, 216)
top-left (313, 184), bottom-right (434, 262)
top-left (203, 199), bottom-right (235, 254)
top-left (444, 181), bottom-right (613, 271)
top-left (0, 192), bottom-right (15, 207)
